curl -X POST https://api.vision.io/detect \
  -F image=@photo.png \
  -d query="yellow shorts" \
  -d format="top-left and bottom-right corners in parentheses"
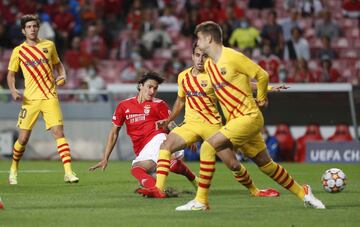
top-left (17, 98), bottom-right (64, 130)
top-left (220, 111), bottom-right (266, 158)
top-left (171, 121), bottom-right (221, 146)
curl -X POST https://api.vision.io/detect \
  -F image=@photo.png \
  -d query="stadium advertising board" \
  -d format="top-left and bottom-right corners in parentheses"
top-left (306, 141), bottom-right (360, 163)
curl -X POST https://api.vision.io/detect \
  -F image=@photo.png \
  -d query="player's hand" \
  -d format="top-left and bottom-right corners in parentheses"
top-left (10, 89), bottom-right (22, 101)
top-left (271, 84), bottom-right (289, 92)
top-left (156, 119), bottom-right (169, 130)
top-left (88, 159), bottom-right (108, 172)
top-left (256, 98), bottom-right (268, 109)
top-left (55, 76), bottom-right (66, 86)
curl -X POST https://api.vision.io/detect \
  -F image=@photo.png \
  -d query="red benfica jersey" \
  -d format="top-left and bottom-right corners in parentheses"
top-left (112, 96), bottom-right (170, 156)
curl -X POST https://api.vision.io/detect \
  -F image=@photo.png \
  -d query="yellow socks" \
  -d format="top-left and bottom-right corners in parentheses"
top-left (232, 163), bottom-right (259, 195)
top-left (56, 137), bottom-right (73, 174)
top-left (195, 141), bottom-right (216, 205)
top-left (155, 149), bottom-right (171, 191)
top-left (11, 140), bottom-right (25, 171)
top-left (260, 161), bottom-right (305, 199)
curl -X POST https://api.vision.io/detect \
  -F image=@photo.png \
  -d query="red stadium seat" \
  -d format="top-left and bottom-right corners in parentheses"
top-left (294, 124), bottom-right (323, 162)
top-left (328, 124), bottom-right (353, 141)
top-left (274, 123), bottom-right (295, 161)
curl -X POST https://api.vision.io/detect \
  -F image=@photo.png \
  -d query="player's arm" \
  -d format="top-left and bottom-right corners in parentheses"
top-left (7, 71), bottom-right (21, 101)
top-left (89, 125), bottom-right (121, 172)
top-left (253, 68), bottom-right (269, 107)
top-left (53, 61), bottom-right (67, 86)
top-left (250, 82), bottom-right (289, 92)
top-left (157, 96), bottom-right (185, 130)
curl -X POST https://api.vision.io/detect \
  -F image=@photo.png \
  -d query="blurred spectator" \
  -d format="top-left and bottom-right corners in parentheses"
top-left (82, 65), bottom-right (106, 102)
top-left (258, 44), bottom-right (281, 82)
top-left (64, 36), bottom-right (92, 70)
top-left (343, 0), bottom-right (360, 18)
top-left (229, 17), bottom-right (260, 52)
top-left (181, 9), bottom-right (198, 37)
top-left (80, 24), bottom-right (107, 59)
top-left (158, 6), bottom-right (181, 34)
top-left (298, 0), bottom-right (323, 17)
top-left (261, 10), bottom-right (284, 57)
top-left (315, 10), bottom-right (340, 39)
top-left (315, 56), bottom-right (343, 82)
top-left (120, 55), bottom-right (148, 83)
top-left (284, 26), bottom-right (310, 61)
top-left (141, 21), bottom-right (172, 57)
top-left (80, 1), bottom-right (97, 25)
top-left (38, 14), bottom-right (55, 41)
top-left (139, 8), bottom-right (155, 36)
top-left (278, 64), bottom-right (288, 83)
top-left (248, 0), bottom-right (274, 9)
top-left (316, 35), bottom-right (338, 60)
top-left (0, 22), bottom-right (12, 49)
top-left (261, 127), bottom-right (280, 161)
top-left (163, 50), bottom-right (187, 83)
top-left (198, 0), bottom-right (221, 23)
top-left (52, 4), bottom-right (75, 49)
top-left (8, 13), bottom-right (24, 47)
top-left (126, 0), bottom-right (143, 30)
top-left (280, 8), bottom-right (301, 42)
top-left (291, 58), bottom-right (318, 82)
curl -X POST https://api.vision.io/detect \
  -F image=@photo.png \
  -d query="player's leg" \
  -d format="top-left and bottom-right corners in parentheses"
top-left (251, 147), bottom-right (325, 208)
top-left (132, 160), bottom-right (157, 188)
top-left (156, 125), bottom-right (199, 191)
top-left (216, 148), bottom-right (279, 197)
top-left (176, 131), bottom-right (227, 211)
top-left (9, 100), bottom-right (40, 185)
top-left (44, 98), bottom-right (78, 183)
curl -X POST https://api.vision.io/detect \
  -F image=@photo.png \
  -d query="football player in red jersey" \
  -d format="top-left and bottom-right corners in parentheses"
top-left (89, 72), bottom-right (196, 193)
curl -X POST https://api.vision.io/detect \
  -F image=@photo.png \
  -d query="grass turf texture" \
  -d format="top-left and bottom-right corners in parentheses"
top-left (0, 161), bottom-right (359, 227)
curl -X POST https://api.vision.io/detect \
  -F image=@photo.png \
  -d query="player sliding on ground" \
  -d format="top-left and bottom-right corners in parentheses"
top-left (7, 14), bottom-right (78, 184)
top-left (89, 72), bottom-right (197, 192)
top-left (137, 42), bottom-right (281, 198)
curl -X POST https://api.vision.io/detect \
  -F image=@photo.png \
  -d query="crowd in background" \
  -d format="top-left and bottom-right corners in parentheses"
top-left (1, 0), bottom-right (360, 93)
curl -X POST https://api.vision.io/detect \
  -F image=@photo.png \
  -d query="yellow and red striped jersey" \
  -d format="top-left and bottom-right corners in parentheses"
top-left (205, 47), bottom-right (269, 121)
top-left (8, 39), bottom-right (60, 100)
top-left (177, 67), bottom-right (221, 125)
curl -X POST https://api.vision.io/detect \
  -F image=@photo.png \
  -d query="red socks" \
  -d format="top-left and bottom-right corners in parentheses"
top-left (131, 166), bottom-right (156, 188)
top-left (170, 159), bottom-right (196, 181)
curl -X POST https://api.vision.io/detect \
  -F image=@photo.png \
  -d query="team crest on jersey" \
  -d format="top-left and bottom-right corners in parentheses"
top-left (200, 80), bottom-right (208, 87)
top-left (220, 67), bottom-right (227, 75)
top-left (42, 48), bottom-right (48, 53)
top-left (144, 105), bottom-right (151, 114)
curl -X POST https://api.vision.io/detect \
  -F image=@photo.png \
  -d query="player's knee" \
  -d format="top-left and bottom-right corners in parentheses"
top-left (228, 160), bottom-right (240, 171)
top-left (17, 136), bottom-right (29, 145)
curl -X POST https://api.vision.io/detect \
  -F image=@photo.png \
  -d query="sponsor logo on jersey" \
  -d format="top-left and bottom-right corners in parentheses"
top-left (125, 109), bottom-right (130, 113)
top-left (42, 48), bottom-right (48, 53)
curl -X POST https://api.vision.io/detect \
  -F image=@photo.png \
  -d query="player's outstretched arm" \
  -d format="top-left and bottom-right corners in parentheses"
top-left (156, 96), bottom-right (185, 130)
top-left (7, 71), bottom-right (21, 101)
top-left (89, 125), bottom-right (121, 172)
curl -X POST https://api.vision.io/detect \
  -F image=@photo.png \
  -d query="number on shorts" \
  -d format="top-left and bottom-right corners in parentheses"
top-left (19, 108), bottom-right (27, 119)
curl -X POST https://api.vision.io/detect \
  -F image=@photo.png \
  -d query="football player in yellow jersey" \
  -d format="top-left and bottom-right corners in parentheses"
top-left (138, 42), bottom-right (280, 199)
top-left (176, 21), bottom-right (325, 211)
top-left (7, 14), bottom-right (79, 184)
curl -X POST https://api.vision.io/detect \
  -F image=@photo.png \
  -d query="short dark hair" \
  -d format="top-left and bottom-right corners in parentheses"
top-left (137, 72), bottom-right (164, 91)
top-left (194, 21), bottom-right (222, 44)
top-left (21, 14), bottom-right (40, 29)
top-left (192, 41), bottom-right (198, 54)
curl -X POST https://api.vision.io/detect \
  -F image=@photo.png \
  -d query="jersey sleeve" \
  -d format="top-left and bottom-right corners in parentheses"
top-left (112, 103), bottom-right (125, 127)
top-left (50, 41), bottom-right (60, 65)
top-left (177, 72), bottom-right (186, 98)
top-left (8, 47), bottom-right (20, 73)
top-left (157, 101), bottom-right (170, 120)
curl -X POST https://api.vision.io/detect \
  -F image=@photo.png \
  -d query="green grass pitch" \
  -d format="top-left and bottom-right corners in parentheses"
top-left (1, 160), bottom-right (359, 227)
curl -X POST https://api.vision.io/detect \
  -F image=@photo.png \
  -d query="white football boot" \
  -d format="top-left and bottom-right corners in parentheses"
top-left (64, 172), bottom-right (79, 183)
top-left (175, 199), bottom-right (209, 211)
top-left (303, 184), bottom-right (325, 209)
top-left (8, 169), bottom-right (18, 185)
